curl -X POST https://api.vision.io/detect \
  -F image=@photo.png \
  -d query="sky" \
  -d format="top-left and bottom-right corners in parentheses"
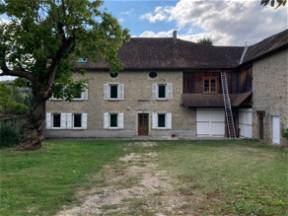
top-left (0, 0), bottom-right (287, 81)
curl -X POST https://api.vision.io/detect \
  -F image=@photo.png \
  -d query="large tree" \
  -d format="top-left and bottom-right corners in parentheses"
top-left (260, 0), bottom-right (287, 7)
top-left (0, 0), bottom-right (129, 150)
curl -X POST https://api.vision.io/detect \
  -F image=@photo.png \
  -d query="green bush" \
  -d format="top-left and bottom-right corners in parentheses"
top-left (0, 120), bottom-right (23, 148)
top-left (283, 128), bottom-right (288, 140)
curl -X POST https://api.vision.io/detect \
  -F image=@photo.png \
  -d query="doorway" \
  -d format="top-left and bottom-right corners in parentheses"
top-left (138, 113), bottom-right (149, 136)
top-left (272, 116), bottom-right (280, 144)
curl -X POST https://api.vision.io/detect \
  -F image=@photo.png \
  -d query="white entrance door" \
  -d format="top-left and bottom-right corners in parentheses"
top-left (197, 108), bottom-right (225, 137)
top-left (239, 109), bottom-right (253, 138)
top-left (272, 116), bottom-right (280, 144)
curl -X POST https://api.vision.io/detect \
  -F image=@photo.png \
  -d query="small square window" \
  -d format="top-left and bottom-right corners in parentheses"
top-left (110, 85), bottom-right (118, 99)
top-left (158, 84), bottom-right (166, 98)
top-left (73, 114), bottom-right (82, 128)
top-left (53, 113), bottom-right (61, 128)
top-left (110, 113), bottom-right (118, 127)
top-left (158, 114), bottom-right (166, 128)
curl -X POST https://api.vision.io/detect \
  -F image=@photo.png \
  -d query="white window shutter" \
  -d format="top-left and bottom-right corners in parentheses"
top-left (66, 113), bottom-right (72, 129)
top-left (82, 88), bottom-right (88, 100)
top-left (104, 112), bottom-right (109, 128)
top-left (60, 113), bottom-right (67, 129)
top-left (118, 113), bottom-right (124, 128)
top-left (166, 113), bottom-right (172, 129)
top-left (119, 84), bottom-right (124, 100)
top-left (167, 83), bottom-right (173, 99)
top-left (103, 84), bottom-right (109, 99)
top-left (152, 83), bottom-right (158, 99)
top-left (82, 113), bottom-right (88, 129)
top-left (152, 112), bottom-right (158, 129)
top-left (46, 113), bottom-right (52, 129)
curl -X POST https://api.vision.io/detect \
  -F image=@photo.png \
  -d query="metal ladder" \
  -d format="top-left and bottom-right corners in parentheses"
top-left (220, 72), bottom-right (236, 138)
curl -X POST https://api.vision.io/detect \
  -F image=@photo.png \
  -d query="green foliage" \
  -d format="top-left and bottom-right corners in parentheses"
top-left (283, 128), bottom-right (288, 139)
top-left (0, 140), bottom-right (126, 215)
top-left (0, 82), bottom-right (30, 115)
top-left (0, 119), bottom-right (24, 147)
top-left (0, 0), bottom-right (129, 99)
top-left (157, 140), bottom-right (288, 215)
top-left (198, 37), bottom-right (213, 46)
top-left (261, 0), bottom-right (287, 7)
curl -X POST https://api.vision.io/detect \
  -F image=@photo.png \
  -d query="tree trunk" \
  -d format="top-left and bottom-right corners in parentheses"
top-left (18, 95), bottom-right (46, 150)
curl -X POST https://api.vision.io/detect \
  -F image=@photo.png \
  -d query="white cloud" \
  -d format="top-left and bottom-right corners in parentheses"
top-left (121, 8), bottom-right (135, 16)
top-left (140, 6), bottom-right (172, 23)
top-left (140, 0), bottom-right (288, 45)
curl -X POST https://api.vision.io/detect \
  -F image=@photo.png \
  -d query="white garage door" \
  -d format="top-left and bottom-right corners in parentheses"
top-left (197, 108), bottom-right (225, 137)
top-left (239, 108), bottom-right (253, 138)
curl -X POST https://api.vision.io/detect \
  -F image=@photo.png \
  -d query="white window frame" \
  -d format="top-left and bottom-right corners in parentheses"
top-left (152, 83), bottom-right (173, 100)
top-left (72, 113), bottom-right (88, 129)
top-left (152, 112), bottom-right (172, 129)
top-left (49, 113), bottom-right (66, 129)
top-left (104, 112), bottom-right (124, 129)
top-left (104, 83), bottom-right (124, 101)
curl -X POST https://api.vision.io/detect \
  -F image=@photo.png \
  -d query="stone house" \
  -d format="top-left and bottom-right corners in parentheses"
top-left (45, 29), bottom-right (288, 145)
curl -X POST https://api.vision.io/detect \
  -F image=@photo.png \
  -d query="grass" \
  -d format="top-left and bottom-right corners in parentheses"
top-left (0, 139), bottom-right (287, 216)
top-left (156, 140), bottom-right (288, 216)
top-left (0, 139), bottom-right (126, 216)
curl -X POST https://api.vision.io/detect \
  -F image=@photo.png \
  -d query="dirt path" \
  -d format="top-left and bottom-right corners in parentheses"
top-left (56, 142), bottom-right (190, 216)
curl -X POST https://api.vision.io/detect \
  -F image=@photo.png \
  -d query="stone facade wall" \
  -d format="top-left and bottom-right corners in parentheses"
top-left (46, 71), bottom-right (197, 138)
top-left (252, 50), bottom-right (288, 145)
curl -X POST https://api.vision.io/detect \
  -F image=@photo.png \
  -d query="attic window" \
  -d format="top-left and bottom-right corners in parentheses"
top-left (110, 72), bottom-right (118, 78)
top-left (149, 71), bottom-right (157, 78)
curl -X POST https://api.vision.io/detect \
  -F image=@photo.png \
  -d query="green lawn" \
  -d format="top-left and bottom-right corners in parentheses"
top-left (0, 139), bottom-right (287, 216)
top-left (0, 140), bottom-right (126, 216)
top-left (156, 140), bottom-right (288, 216)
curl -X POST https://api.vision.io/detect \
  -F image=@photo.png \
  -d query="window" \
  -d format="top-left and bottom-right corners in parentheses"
top-left (110, 113), bottom-right (118, 128)
top-left (110, 85), bottom-right (118, 99)
top-left (52, 113), bottom-right (61, 128)
top-left (158, 84), bottom-right (166, 98)
top-left (152, 112), bottom-right (172, 129)
top-left (74, 89), bottom-right (82, 99)
top-left (153, 83), bottom-right (172, 100)
top-left (104, 83), bottom-right (124, 100)
top-left (158, 114), bottom-right (166, 128)
top-left (110, 72), bottom-right (118, 78)
top-left (73, 113), bottom-right (82, 128)
top-left (149, 71), bottom-right (157, 78)
top-left (104, 112), bottom-right (124, 129)
top-left (203, 77), bottom-right (217, 93)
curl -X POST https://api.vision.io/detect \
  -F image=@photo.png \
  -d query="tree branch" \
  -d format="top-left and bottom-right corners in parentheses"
top-left (0, 48), bottom-right (35, 81)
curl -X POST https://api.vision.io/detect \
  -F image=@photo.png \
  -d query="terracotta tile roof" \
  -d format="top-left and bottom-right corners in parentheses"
top-left (77, 29), bottom-right (288, 70)
top-left (181, 91), bottom-right (252, 108)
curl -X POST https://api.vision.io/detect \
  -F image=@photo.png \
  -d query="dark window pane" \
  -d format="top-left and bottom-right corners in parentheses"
top-left (110, 72), bottom-right (118, 78)
top-left (74, 114), bottom-right (82, 127)
top-left (53, 113), bottom-right (61, 128)
top-left (158, 85), bottom-right (166, 98)
top-left (110, 85), bottom-right (118, 98)
top-left (210, 79), bottom-right (216, 92)
top-left (149, 71), bottom-right (157, 78)
top-left (74, 90), bottom-right (82, 99)
top-left (110, 113), bottom-right (118, 127)
top-left (158, 114), bottom-right (166, 127)
top-left (203, 79), bottom-right (210, 92)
